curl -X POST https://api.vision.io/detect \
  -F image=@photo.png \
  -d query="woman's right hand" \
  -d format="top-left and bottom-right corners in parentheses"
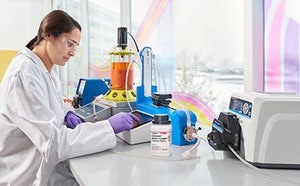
top-left (108, 112), bottom-right (140, 134)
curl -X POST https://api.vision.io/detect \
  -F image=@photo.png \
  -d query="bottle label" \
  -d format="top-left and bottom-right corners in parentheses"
top-left (151, 130), bottom-right (171, 156)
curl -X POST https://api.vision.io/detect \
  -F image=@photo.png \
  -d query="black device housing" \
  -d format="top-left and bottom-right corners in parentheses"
top-left (117, 27), bottom-right (127, 50)
top-left (151, 93), bottom-right (172, 107)
top-left (72, 94), bottom-right (82, 109)
top-left (207, 112), bottom-right (241, 151)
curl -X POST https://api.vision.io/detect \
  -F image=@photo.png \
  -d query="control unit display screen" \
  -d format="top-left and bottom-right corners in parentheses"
top-left (229, 97), bottom-right (252, 118)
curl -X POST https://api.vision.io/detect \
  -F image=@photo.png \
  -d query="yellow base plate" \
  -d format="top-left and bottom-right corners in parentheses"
top-left (104, 89), bottom-right (136, 102)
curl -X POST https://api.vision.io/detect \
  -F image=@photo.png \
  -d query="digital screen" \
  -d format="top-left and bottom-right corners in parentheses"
top-left (131, 111), bottom-right (153, 128)
top-left (232, 99), bottom-right (243, 112)
top-left (78, 80), bottom-right (86, 95)
top-left (229, 97), bottom-right (252, 118)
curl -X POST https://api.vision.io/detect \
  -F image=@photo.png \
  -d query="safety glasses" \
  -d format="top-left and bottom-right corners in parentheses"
top-left (59, 36), bottom-right (79, 52)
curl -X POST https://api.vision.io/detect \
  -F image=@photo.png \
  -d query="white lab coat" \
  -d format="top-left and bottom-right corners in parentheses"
top-left (0, 47), bottom-right (117, 185)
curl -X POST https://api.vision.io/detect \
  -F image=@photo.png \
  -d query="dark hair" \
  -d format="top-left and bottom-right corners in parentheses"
top-left (26, 10), bottom-right (81, 50)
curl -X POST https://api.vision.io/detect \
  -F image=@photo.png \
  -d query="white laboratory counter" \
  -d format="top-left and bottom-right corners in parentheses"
top-left (69, 126), bottom-right (300, 186)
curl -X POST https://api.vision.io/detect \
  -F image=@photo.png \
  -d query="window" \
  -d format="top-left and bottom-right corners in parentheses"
top-left (131, 0), bottom-right (244, 125)
top-left (58, 0), bottom-right (244, 126)
top-left (58, 0), bottom-right (120, 97)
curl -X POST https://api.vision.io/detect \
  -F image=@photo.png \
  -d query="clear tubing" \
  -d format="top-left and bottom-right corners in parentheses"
top-left (125, 55), bottom-right (142, 112)
top-left (92, 94), bottom-right (104, 122)
top-left (153, 55), bottom-right (167, 93)
top-left (182, 133), bottom-right (201, 157)
top-left (112, 132), bottom-right (202, 159)
top-left (152, 54), bottom-right (157, 86)
top-left (228, 145), bottom-right (300, 185)
top-left (170, 98), bottom-right (191, 127)
top-left (130, 46), bottom-right (142, 67)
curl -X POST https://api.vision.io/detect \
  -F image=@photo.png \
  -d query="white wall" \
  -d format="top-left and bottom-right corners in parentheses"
top-left (0, 0), bottom-right (52, 50)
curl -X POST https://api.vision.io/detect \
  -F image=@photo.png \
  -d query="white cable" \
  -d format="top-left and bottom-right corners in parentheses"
top-left (228, 145), bottom-right (300, 185)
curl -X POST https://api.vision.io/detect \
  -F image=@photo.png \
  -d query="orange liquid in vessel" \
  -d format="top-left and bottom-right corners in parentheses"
top-left (111, 62), bottom-right (133, 90)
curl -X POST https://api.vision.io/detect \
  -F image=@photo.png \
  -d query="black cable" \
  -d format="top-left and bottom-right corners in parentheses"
top-left (127, 31), bottom-right (140, 52)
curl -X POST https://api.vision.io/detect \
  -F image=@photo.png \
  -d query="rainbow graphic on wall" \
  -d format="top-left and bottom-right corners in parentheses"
top-left (264, 0), bottom-right (300, 93)
top-left (89, 0), bottom-right (171, 78)
top-left (89, 63), bottom-right (110, 78)
top-left (134, 0), bottom-right (171, 47)
top-left (170, 92), bottom-right (216, 126)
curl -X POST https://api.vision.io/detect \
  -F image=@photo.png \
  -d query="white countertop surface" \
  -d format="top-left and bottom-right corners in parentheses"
top-left (69, 126), bottom-right (300, 186)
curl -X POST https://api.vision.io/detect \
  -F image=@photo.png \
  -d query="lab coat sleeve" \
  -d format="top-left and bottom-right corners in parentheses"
top-left (62, 102), bottom-right (74, 115)
top-left (54, 120), bottom-right (117, 161)
top-left (6, 71), bottom-right (116, 165)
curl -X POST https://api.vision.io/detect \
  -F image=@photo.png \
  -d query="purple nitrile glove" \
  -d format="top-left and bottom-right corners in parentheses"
top-left (65, 111), bottom-right (84, 129)
top-left (108, 112), bottom-right (140, 134)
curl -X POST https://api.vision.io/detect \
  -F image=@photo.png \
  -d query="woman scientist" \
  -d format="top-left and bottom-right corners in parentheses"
top-left (0, 10), bottom-right (138, 185)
